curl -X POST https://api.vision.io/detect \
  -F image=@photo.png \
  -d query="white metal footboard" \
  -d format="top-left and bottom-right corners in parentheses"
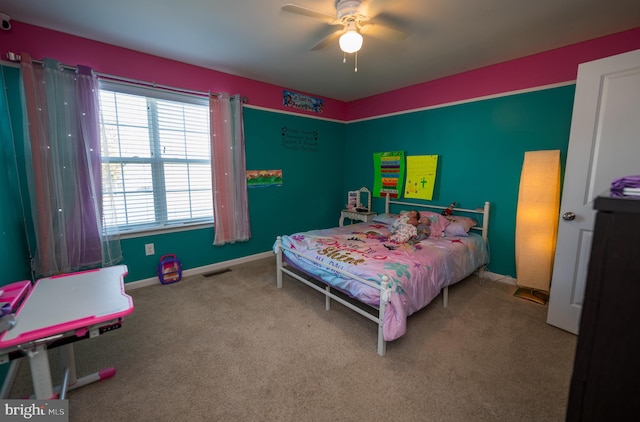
top-left (275, 236), bottom-right (392, 356)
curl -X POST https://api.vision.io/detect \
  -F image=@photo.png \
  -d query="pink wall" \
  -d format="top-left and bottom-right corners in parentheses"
top-left (2, 22), bottom-right (639, 122)
top-left (0, 21), bottom-right (348, 121)
top-left (347, 27), bottom-right (640, 121)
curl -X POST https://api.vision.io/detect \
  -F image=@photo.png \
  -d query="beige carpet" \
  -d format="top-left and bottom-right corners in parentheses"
top-left (7, 257), bottom-right (577, 421)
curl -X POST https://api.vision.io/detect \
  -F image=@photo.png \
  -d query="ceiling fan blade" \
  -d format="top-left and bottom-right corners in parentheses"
top-left (360, 22), bottom-right (407, 41)
top-left (361, 0), bottom-right (392, 19)
top-left (281, 4), bottom-right (337, 24)
top-left (310, 29), bottom-right (343, 51)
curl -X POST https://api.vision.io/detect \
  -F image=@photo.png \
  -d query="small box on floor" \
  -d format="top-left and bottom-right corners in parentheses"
top-left (158, 254), bottom-right (182, 284)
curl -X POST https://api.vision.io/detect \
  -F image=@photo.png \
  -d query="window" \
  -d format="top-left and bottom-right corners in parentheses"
top-left (99, 81), bottom-right (212, 233)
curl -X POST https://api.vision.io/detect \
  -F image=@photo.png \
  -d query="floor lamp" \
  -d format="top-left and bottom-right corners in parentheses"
top-left (514, 150), bottom-right (561, 305)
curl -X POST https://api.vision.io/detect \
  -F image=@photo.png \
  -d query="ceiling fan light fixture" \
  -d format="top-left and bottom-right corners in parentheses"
top-left (339, 29), bottom-right (363, 53)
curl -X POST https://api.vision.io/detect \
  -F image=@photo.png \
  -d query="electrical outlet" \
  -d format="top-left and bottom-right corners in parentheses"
top-left (145, 243), bottom-right (155, 256)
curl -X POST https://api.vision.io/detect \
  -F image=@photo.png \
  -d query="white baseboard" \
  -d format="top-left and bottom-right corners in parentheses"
top-left (124, 251), bottom-right (274, 291)
top-left (483, 271), bottom-right (517, 286)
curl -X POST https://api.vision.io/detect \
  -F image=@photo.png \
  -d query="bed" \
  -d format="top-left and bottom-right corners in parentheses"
top-left (273, 195), bottom-right (490, 356)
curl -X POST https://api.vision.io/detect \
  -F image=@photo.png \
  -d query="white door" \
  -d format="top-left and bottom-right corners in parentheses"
top-left (546, 49), bottom-right (640, 334)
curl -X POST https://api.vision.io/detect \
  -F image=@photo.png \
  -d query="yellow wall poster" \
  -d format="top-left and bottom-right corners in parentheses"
top-left (404, 155), bottom-right (438, 200)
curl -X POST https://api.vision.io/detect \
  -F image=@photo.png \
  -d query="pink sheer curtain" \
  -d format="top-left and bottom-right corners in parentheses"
top-left (209, 93), bottom-right (250, 245)
top-left (20, 54), bottom-right (121, 277)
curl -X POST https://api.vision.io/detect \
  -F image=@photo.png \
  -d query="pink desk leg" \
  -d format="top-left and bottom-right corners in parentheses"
top-left (54, 343), bottom-right (117, 399)
top-left (24, 343), bottom-right (118, 399)
top-left (62, 367), bottom-right (116, 395)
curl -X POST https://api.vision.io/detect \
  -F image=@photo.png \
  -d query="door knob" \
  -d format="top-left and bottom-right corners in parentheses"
top-left (562, 212), bottom-right (576, 221)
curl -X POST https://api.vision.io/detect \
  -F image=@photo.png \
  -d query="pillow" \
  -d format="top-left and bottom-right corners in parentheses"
top-left (445, 216), bottom-right (477, 232)
top-left (444, 222), bottom-right (470, 237)
top-left (444, 216), bottom-right (477, 237)
top-left (371, 213), bottom-right (398, 225)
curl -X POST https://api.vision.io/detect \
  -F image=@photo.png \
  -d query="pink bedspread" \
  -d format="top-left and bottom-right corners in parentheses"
top-left (275, 222), bottom-right (488, 341)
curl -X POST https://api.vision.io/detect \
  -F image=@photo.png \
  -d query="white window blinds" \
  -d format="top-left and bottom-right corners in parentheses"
top-left (99, 81), bottom-right (212, 233)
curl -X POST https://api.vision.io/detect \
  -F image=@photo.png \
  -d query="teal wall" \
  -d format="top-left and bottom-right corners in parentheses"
top-left (344, 86), bottom-right (575, 278)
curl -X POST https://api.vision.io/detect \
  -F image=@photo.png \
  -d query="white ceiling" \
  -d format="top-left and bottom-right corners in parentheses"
top-left (1, 0), bottom-right (639, 102)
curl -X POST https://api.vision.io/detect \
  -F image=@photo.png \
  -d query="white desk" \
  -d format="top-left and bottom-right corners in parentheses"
top-left (0, 265), bottom-right (133, 399)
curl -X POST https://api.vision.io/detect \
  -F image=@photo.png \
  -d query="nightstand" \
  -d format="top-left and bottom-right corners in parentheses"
top-left (339, 210), bottom-right (377, 226)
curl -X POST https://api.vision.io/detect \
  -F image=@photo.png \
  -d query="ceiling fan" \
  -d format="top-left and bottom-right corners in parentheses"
top-left (281, 0), bottom-right (407, 70)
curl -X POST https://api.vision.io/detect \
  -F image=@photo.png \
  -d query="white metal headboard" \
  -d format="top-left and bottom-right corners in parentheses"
top-left (383, 194), bottom-right (490, 243)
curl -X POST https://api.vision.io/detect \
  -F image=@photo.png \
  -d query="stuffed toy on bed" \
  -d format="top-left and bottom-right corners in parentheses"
top-left (389, 217), bottom-right (418, 243)
top-left (441, 201), bottom-right (456, 216)
top-left (414, 217), bottom-right (432, 241)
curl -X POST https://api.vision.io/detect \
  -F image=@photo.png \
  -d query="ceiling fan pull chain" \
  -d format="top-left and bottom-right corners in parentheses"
top-left (354, 51), bottom-right (358, 72)
top-left (343, 51), bottom-right (346, 64)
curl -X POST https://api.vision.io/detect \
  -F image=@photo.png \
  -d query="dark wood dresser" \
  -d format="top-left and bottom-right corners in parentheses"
top-left (566, 191), bottom-right (640, 421)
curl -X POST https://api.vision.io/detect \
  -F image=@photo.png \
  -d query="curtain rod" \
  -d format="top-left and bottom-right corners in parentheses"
top-left (6, 54), bottom-right (248, 103)
top-left (97, 73), bottom-right (247, 103)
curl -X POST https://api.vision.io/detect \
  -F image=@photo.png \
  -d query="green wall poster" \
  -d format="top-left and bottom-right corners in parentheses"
top-left (373, 151), bottom-right (405, 198)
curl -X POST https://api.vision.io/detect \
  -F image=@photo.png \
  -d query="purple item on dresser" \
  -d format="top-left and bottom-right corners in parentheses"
top-left (611, 175), bottom-right (640, 197)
